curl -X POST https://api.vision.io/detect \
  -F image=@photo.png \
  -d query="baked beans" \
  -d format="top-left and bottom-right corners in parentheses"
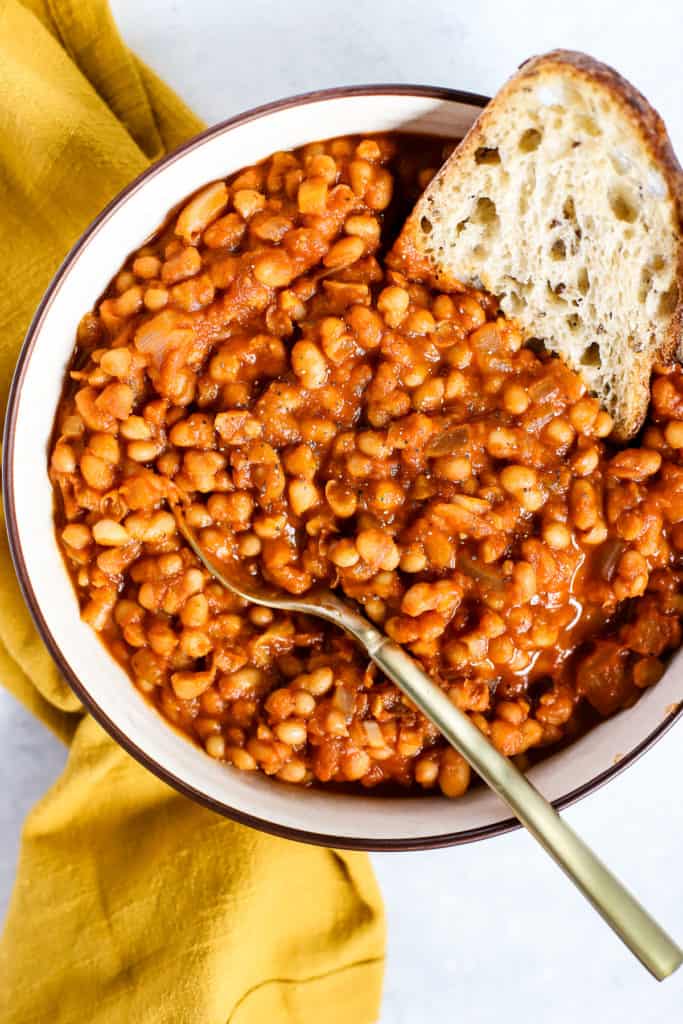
top-left (49, 133), bottom-right (683, 796)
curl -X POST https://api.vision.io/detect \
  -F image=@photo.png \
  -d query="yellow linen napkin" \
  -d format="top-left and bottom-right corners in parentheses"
top-left (0, 2), bottom-right (386, 1020)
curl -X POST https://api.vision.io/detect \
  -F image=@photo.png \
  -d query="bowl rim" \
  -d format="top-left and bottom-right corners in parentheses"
top-left (4, 82), bottom-right (682, 852)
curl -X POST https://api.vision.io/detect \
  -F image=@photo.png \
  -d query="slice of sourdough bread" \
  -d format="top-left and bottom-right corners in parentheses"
top-left (390, 50), bottom-right (683, 439)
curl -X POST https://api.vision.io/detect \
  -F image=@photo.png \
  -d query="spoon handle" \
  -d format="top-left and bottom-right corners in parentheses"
top-left (370, 636), bottom-right (682, 981)
top-left (171, 508), bottom-right (680, 978)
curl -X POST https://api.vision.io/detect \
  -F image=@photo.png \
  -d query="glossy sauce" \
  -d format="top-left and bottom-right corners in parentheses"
top-left (49, 132), bottom-right (683, 795)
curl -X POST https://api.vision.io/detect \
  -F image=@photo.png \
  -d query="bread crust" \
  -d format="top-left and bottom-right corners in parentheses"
top-left (520, 50), bottom-right (683, 364)
top-left (390, 50), bottom-right (683, 438)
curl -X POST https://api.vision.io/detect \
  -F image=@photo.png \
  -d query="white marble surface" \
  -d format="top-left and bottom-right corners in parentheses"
top-left (3, 1), bottom-right (683, 1020)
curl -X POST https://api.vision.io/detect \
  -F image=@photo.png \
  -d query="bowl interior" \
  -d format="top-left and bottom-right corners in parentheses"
top-left (6, 88), bottom-right (683, 849)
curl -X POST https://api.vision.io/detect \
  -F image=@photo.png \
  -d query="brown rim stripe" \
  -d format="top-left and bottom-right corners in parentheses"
top-left (3, 83), bottom-right (682, 851)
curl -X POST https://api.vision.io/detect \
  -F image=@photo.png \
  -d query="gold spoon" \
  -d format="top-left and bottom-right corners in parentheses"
top-left (172, 502), bottom-right (682, 981)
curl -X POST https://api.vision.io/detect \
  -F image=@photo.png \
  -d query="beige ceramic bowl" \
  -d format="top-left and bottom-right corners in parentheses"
top-left (4, 86), bottom-right (682, 850)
